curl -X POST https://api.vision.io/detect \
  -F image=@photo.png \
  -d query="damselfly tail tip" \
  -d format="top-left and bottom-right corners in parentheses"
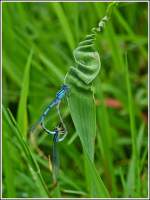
top-left (28, 123), bottom-right (42, 135)
top-left (28, 127), bottom-right (35, 135)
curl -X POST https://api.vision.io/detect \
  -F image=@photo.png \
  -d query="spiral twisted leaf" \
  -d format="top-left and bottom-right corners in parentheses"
top-left (65, 11), bottom-right (115, 197)
top-left (64, 3), bottom-right (118, 196)
top-left (65, 15), bottom-right (109, 159)
top-left (66, 17), bottom-right (109, 92)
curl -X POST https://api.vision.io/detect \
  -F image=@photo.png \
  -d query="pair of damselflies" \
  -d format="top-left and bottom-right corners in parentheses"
top-left (30, 84), bottom-right (69, 183)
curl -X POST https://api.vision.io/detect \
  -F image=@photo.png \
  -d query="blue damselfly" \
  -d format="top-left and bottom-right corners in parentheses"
top-left (30, 84), bottom-right (69, 182)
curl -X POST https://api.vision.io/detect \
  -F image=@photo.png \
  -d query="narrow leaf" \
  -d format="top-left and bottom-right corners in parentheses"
top-left (52, 3), bottom-right (75, 51)
top-left (125, 54), bottom-right (140, 197)
top-left (84, 154), bottom-right (109, 197)
top-left (65, 12), bottom-right (113, 197)
top-left (17, 49), bottom-right (33, 137)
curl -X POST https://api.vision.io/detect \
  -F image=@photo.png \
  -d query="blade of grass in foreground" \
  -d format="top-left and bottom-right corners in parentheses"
top-left (65, 3), bottom-right (118, 197)
top-left (65, 19), bottom-right (111, 199)
top-left (67, 92), bottom-right (110, 197)
top-left (3, 107), bottom-right (49, 197)
top-left (84, 154), bottom-right (109, 197)
top-left (3, 119), bottom-right (16, 197)
top-left (124, 54), bottom-right (140, 197)
top-left (17, 49), bottom-right (33, 138)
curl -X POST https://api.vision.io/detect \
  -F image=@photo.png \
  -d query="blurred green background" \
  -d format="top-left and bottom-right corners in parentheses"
top-left (2, 2), bottom-right (148, 198)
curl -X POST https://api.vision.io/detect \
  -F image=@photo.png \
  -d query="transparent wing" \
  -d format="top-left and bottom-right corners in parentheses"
top-left (56, 102), bottom-right (68, 142)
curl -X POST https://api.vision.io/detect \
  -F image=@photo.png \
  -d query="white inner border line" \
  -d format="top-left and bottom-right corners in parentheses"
top-left (0, 0), bottom-right (149, 199)
top-left (1, 0), bottom-right (149, 3)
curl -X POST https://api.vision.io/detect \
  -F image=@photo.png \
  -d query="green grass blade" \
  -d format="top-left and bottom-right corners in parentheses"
top-left (114, 9), bottom-right (147, 59)
top-left (84, 154), bottom-right (109, 197)
top-left (96, 79), bottom-right (117, 195)
top-left (38, 51), bottom-right (64, 83)
top-left (3, 54), bottom-right (21, 88)
top-left (137, 123), bottom-right (145, 154)
top-left (52, 3), bottom-right (75, 51)
top-left (17, 49), bottom-right (33, 137)
top-left (3, 107), bottom-right (50, 197)
top-left (2, 119), bottom-right (16, 197)
top-left (94, 3), bottom-right (124, 72)
top-left (67, 93), bottom-right (96, 160)
top-left (64, 12), bottom-right (117, 196)
top-left (125, 53), bottom-right (138, 165)
top-left (124, 54), bottom-right (140, 197)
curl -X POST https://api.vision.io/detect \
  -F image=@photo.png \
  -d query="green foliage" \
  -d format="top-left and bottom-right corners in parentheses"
top-left (3, 107), bottom-right (49, 197)
top-left (2, 1), bottom-right (148, 198)
top-left (17, 49), bottom-right (33, 137)
top-left (65, 11), bottom-right (117, 196)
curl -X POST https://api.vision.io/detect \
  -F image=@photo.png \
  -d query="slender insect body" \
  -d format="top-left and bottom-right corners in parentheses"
top-left (53, 130), bottom-right (59, 143)
top-left (56, 84), bottom-right (69, 99)
top-left (56, 90), bottom-right (66, 100)
top-left (30, 84), bottom-right (69, 142)
top-left (43, 106), bottom-right (51, 117)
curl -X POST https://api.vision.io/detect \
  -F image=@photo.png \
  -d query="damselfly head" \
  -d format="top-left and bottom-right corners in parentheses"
top-left (62, 84), bottom-right (70, 92)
